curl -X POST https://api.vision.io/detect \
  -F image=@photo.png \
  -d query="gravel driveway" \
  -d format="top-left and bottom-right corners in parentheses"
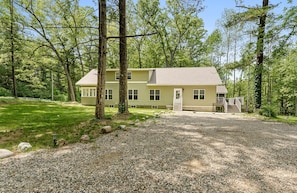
top-left (1, 111), bottom-right (297, 193)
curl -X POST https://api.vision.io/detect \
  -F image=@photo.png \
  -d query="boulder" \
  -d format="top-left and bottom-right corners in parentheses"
top-left (57, 139), bottom-right (67, 147)
top-left (101, 126), bottom-right (112, 134)
top-left (18, 142), bottom-right (32, 152)
top-left (0, 149), bottom-right (14, 159)
top-left (80, 135), bottom-right (90, 141)
top-left (118, 125), bottom-right (126, 130)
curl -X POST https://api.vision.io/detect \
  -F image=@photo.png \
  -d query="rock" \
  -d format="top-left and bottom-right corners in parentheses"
top-left (118, 125), bottom-right (126, 130)
top-left (0, 149), bottom-right (14, 159)
top-left (101, 126), bottom-right (112, 134)
top-left (18, 142), bottom-right (32, 152)
top-left (80, 135), bottom-right (90, 141)
top-left (57, 139), bottom-right (67, 147)
top-left (154, 113), bottom-right (161, 118)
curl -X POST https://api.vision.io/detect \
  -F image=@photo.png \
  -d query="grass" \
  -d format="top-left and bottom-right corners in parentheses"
top-left (269, 115), bottom-right (297, 124)
top-left (0, 97), bottom-right (164, 151)
top-left (245, 112), bottom-right (297, 124)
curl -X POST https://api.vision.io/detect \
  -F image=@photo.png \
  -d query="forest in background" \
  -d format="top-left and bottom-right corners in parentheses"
top-left (0, 0), bottom-right (296, 115)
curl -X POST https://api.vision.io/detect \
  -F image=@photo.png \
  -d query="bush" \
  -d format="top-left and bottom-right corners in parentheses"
top-left (0, 87), bottom-right (12, 97)
top-left (259, 105), bottom-right (278, 117)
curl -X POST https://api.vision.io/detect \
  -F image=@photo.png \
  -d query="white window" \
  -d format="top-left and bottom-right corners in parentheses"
top-left (105, 89), bottom-right (112, 100)
top-left (128, 89), bottom-right (138, 100)
top-left (193, 89), bottom-right (205, 100)
top-left (150, 90), bottom-right (160, 101)
top-left (90, 89), bottom-right (96, 97)
top-left (82, 88), bottom-right (89, 97)
top-left (82, 88), bottom-right (96, 97)
top-left (115, 72), bottom-right (132, 80)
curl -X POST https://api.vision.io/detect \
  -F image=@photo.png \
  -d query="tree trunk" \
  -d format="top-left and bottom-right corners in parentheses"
top-left (10, 0), bottom-right (17, 98)
top-left (64, 63), bottom-right (76, 102)
top-left (95, 0), bottom-right (107, 119)
top-left (255, 0), bottom-right (269, 109)
top-left (295, 95), bottom-right (297, 116)
top-left (118, 0), bottom-right (129, 114)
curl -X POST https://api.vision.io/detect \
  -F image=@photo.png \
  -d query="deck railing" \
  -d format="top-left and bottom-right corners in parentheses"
top-left (235, 98), bottom-right (242, 113)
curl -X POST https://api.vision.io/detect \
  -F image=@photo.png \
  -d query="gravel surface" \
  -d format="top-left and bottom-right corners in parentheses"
top-left (1, 111), bottom-right (297, 193)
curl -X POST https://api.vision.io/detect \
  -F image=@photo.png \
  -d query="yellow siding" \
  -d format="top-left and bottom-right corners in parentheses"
top-left (129, 71), bottom-right (149, 81)
top-left (79, 70), bottom-right (218, 112)
top-left (81, 97), bottom-right (96, 105)
top-left (106, 71), bottom-right (116, 81)
top-left (105, 70), bottom-right (149, 81)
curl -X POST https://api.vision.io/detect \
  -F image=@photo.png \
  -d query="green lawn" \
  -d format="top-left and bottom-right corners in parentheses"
top-left (0, 97), bottom-right (162, 151)
top-left (271, 115), bottom-right (297, 124)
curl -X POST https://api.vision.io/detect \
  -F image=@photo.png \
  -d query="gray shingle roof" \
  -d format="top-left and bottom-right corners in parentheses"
top-left (148, 67), bottom-right (222, 86)
top-left (216, 85), bottom-right (228, 94)
top-left (75, 69), bottom-right (98, 86)
top-left (76, 67), bottom-right (223, 86)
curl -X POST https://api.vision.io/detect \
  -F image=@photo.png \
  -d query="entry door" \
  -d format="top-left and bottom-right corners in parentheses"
top-left (173, 88), bottom-right (183, 111)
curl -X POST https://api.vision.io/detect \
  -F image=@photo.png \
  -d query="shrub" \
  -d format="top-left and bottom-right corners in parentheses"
top-left (0, 87), bottom-right (12, 96)
top-left (259, 105), bottom-right (278, 117)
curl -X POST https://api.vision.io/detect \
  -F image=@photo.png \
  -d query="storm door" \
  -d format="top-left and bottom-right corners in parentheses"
top-left (173, 88), bottom-right (183, 111)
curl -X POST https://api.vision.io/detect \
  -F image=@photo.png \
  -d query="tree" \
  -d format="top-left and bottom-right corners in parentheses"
top-left (0, 0), bottom-right (17, 97)
top-left (254, 0), bottom-right (269, 109)
top-left (118, 0), bottom-right (128, 114)
top-left (95, 0), bottom-right (107, 119)
top-left (9, 0), bottom-right (17, 97)
top-left (137, 0), bottom-right (205, 67)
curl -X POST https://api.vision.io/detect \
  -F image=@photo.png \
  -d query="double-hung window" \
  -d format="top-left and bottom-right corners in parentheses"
top-left (150, 90), bottom-right (160, 100)
top-left (193, 89), bottom-right (205, 100)
top-left (105, 89), bottom-right (112, 100)
top-left (128, 89), bottom-right (138, 100)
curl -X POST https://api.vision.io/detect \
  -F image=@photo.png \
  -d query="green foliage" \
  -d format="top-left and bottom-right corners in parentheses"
top-left (0, 87), bottom-right (11, 96)
top-left (259, 105), bottom-right (278, 118)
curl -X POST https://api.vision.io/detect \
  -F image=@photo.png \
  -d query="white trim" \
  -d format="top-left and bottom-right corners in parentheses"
top-left (193, 89), bottom-right (205, 100)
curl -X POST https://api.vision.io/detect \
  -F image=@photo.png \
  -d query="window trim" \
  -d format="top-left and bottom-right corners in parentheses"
top-left (150, 89), bottom-right (160, 101)
top-left (115, 72), bottom-right (132, 80)
top-left (82, 88), bottom-right (97, 97)
top-left (105, 89), bottom-right (113, 100)
top-left (128, 89), bottom-right (138, 100)
top-left (193, 89), bottom-right (205, 100)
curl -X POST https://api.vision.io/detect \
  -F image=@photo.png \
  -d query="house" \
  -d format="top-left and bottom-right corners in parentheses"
top-left (75, 67), bottom-right (228, 112)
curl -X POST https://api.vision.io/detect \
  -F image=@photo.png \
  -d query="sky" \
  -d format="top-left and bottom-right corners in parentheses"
top-left (79, 0), bottom-right (287, 35)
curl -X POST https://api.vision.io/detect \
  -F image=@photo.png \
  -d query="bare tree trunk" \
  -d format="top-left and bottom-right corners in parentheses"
top-left (233, 38), bottom-right (237, 97)
top-left (95, 0), bottom-right (107, 119)
top-left (10, 0), bottom-right (17, 98)
top-left (295, 95), bottom-right (297, 116)
top-left (225, 30), bottom-right (230, 85)
top-left (255, 0), bottom-right (269, 109)
top-left (64, 63), bottom-right (76, 101)
top-left (118, 0), bottom-right (129, 114)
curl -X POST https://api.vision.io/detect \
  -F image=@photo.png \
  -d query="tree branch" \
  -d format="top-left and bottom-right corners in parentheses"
top-left (107, 32), bottom-right (157, 39)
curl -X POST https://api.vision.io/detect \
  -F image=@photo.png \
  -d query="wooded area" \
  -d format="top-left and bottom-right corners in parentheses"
top-left (0, 0), bottom-right (296, 115)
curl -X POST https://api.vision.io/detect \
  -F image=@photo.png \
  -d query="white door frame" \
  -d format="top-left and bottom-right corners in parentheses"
top-left (173, 88), bottom-right (183, 111)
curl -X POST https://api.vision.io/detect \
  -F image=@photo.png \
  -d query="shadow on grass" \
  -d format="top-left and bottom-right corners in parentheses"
top-left (0, 99), bottom-right (161, 150)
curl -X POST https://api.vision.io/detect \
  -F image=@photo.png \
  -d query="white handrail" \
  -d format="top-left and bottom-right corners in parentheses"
top-left (224, 98), bottom-right (228, 113)
top-left (235, 98), bottom-right (242, 113)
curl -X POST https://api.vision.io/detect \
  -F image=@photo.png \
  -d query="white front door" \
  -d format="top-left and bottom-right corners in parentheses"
top-left (173, 88), bottom-right (183, 111)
